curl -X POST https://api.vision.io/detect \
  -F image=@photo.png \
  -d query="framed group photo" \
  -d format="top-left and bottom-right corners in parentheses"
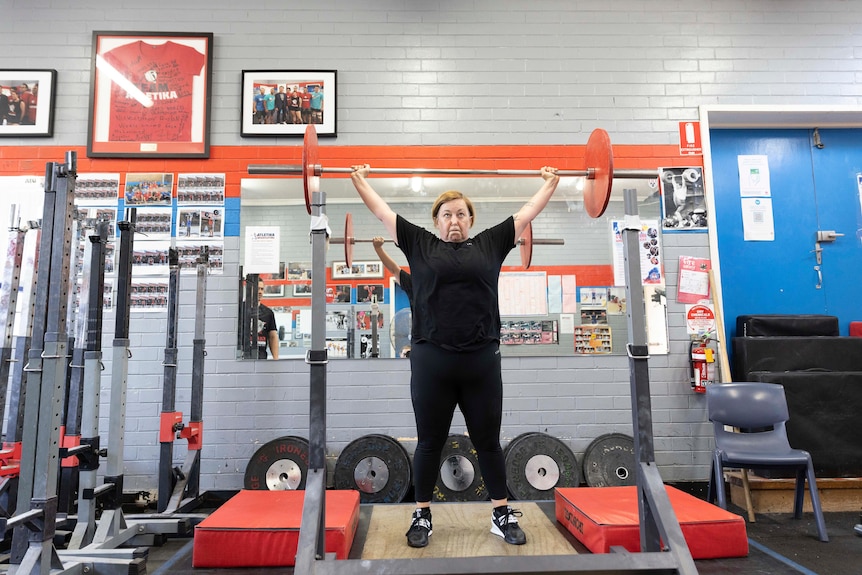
top-left (240, 70), bottom-right (336, 137)
top-left (0, 69), bottom-right (57, 137)
top-left (331, 260), bottom-right (384, 280)
top-left (87, 31), bottom-right (214, 158)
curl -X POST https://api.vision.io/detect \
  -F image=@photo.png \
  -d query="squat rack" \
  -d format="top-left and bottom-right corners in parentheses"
top-left (251, 125), bottom-right (698, 575)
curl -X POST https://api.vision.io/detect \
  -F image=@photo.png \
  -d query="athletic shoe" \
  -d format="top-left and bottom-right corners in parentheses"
top-left (491, 505), bottom-right (526, 545)
top-left (406, 508), bottom-right (432, 548)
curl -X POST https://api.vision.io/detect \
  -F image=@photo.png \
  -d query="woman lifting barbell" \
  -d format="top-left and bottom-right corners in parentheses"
top-left (350, 163), bottom-right (560, 548)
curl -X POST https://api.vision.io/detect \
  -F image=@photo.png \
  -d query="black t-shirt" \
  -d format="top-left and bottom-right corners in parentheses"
top-left (257, 304), bottom-right (278, 359)
top-left (396, 214), bottom-right (515, 351)
top-left (398, 269), bottom-right (413, 303)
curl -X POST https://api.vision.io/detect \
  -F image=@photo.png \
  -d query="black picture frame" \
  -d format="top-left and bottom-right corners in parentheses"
top-left (0, 69), bottom-right (57, 137)
top-left (241, 70), bottom-right (336, 137)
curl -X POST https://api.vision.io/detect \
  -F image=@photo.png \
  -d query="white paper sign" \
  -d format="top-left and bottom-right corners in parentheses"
top-left (737, 155), bottom-right (771, 197)
top-left (244, 226), bottom-right (281, 274)
top-left (741, 197), bottom-right (775, 241)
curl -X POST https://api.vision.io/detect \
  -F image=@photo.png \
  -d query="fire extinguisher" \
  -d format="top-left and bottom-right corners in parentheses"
top-left (690, 340), bottom-right (715, 394)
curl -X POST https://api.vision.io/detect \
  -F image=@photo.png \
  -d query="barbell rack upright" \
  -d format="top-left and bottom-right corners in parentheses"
top-left (0, 222), bottom-right (39, 521)
top-left (0, 217), bottom-right (26, 456)
top-left (9, 152), bottom-right (83, 574)
top-left (293, 163), bottom-right (332, 570)
top-left (157, 248), bottom-right (182, 513)
top-left (91, 211), bottom-right (136, 546)
top-left (163, 248), bottom-right (209, 513)
top-left (0, 217), bottom-right (27, 517)
top-left (67, 222), bottom-right (109, 550)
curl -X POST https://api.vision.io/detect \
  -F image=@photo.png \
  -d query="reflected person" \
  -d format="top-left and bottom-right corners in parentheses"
top-left (257, 280), bottom-right (279, 360)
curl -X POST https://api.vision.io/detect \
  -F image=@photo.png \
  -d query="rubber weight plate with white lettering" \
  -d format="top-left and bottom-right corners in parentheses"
top-left (244, 435), bottom-right (309, 490)
top-left (582, 432), bottom-right (636, 487)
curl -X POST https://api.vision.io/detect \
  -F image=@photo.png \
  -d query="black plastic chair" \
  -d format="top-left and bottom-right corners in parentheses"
top-left (706, 382), bottom-right (828, 542)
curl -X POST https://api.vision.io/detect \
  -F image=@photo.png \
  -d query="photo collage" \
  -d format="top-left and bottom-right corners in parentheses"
top-left (73, 172), bottom-right (225, 312)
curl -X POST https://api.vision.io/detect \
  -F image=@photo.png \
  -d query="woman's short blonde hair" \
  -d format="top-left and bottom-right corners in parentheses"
top-left (431, 190), bottom-right (475, 224)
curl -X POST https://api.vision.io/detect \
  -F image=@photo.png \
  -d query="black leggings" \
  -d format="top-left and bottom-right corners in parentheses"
top-left (409, 341), bottom-right (507, 502)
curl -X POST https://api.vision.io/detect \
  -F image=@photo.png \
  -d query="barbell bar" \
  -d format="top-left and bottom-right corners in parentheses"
top-left (248, 124), bottom-right (658, 219)
top-left (331, 213), bottom-right (563, 270)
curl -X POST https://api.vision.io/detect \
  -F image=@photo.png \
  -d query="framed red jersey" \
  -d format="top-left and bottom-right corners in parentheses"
top-left (87, 31), bottom-right (213, 158)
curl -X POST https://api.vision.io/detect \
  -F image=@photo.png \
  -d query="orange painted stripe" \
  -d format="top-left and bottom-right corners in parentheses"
top-left (0, 144), bottom-right (701, 199)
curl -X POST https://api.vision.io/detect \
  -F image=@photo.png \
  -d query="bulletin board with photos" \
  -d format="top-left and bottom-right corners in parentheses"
top-left (69, 171), bottom-right (226, 314)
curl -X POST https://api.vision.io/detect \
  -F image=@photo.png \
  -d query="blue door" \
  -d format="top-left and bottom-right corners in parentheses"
top-left (709, 128), bottom-right (862, 338)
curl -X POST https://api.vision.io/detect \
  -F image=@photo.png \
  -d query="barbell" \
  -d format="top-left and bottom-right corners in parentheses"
top-left (248, 125), bottom-right (658, 219)
top-left (330, 213), bottom-right (564, 270)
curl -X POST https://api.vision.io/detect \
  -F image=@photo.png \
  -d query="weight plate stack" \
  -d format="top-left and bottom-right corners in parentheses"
top-left (333, 434), bottom-right (413, 503)
top-left (433, 434), bottom-right (488, 502)
top-left (243, 435), bottom-right (309, 490)
top-left (582, 432), bottom-right (636, 487)
top-left (504, 432), bottom-right (580, 500)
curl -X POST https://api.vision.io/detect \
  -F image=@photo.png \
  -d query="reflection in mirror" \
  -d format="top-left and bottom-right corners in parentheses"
top-left (238, 175), bottom-right (662, 360)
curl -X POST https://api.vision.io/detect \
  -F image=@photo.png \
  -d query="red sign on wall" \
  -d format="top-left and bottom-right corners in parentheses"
top-left (679, 121), bottom-right (702, 156)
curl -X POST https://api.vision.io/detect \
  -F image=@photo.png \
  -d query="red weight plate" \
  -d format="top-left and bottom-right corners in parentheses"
top-left (302, 124), bottom-right (319, 214)
top-left (344, 212), bottom-right (354, 268)
top-left (583, 128), bottom-right (614, 218)
top-left (520, 221), bottom-right (533, 270)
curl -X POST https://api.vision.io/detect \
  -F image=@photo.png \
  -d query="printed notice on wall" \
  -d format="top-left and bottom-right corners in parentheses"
top-left (741, 197), bottom-right (775, 241)
top-left (737, 155), bottom-right (771, 197)
top-left (244, 226), bottom-right (281, 274)
top-left (611, 219), bottom-right (663, 286)
top-left (677, 256), bottom-right (711, 303)
top-left (737, 155), bottom-right (774, 241)
top-left (547, 275), bottom-right (562, 314)
top-left (499, 271), bottom-right (548, 316)
top-left (561, 275), bottom-right (578, 313)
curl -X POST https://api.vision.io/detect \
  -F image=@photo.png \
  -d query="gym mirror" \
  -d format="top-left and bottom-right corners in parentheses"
top-left (238, 175), bottom-right (664, 360)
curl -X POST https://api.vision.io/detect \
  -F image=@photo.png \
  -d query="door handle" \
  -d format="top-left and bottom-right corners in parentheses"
top-left (814, 265), bottom-right (822, 290)
top-left (816, 230), bottom-right (844, 242)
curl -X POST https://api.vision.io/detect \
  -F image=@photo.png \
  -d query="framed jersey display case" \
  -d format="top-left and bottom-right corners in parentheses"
top-left (87, 31), bottom-right (214, 158)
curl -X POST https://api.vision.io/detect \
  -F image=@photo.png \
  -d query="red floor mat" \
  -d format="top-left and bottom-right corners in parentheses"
top-left (193, 489), bottom-right (360, 568)
top-left (555, 485), bottom-right (748, 559)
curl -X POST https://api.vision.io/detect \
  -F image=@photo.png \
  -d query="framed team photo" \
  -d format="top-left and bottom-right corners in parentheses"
top-left (87, 31), bottom-right (213, 158)
top-left (0, 69), bottom-right (57, 137)
top-left (240, 70), bottom-right (336, 137)
top-left (331, 260), bottom-right (384, 280)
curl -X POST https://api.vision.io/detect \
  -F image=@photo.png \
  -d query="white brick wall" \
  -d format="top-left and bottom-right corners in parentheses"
top-left (3, 0), bottom-right (861, 491)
